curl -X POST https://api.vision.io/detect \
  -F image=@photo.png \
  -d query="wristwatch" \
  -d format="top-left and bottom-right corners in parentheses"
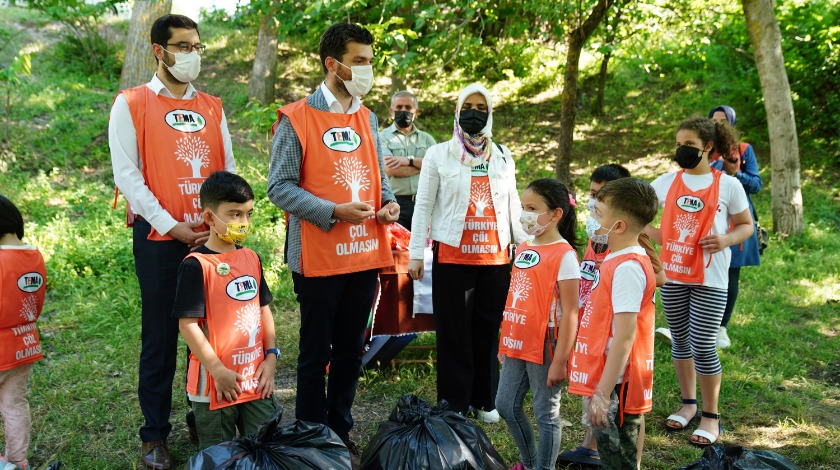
top-left (408, 156), bottom-right (415, 167)
top-left (264, 348), bottom-right (280, 358)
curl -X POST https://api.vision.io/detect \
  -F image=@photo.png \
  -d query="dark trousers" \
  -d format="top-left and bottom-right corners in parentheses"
top-left (721, 267), bottom-right (740, 327)
top-left (292, 269), bottom-right (378, 441)
top-left (431, 254), bottom-right (510, 413)
top-left (395, 195), bottom-right (415, 229)
top-left (133, 219), bottom-right (190, 442)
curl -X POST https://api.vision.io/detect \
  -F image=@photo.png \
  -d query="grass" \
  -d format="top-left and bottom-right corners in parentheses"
top-left (0, 6), bottom-right (838, 469)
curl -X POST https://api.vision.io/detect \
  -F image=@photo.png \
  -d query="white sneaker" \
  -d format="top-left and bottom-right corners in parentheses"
top-left (717, 327), bottom-right (731, 349)
top-left (476, 408), bottom-right (500, 423)
top-left (655, 327), bottom-right (672, 344)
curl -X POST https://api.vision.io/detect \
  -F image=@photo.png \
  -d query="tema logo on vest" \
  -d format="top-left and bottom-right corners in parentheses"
top-left (677, 195), bottom-right (705, 213)
top-left (580, 260), bottom-right (597, 281)
top-left (226, 275), bottom-right (258, 301)
top-left (513, 249), bottom-right (540, 269)
top-left (165, 110), bottom-right (206, 133)
top-left (322, 127), bottom-right (361, 153)
top-left (17, 272), bottom-right (44, 293)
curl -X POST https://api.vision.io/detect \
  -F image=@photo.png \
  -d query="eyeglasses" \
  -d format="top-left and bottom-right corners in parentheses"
top-left (164, 42), bottom-right (207, 55)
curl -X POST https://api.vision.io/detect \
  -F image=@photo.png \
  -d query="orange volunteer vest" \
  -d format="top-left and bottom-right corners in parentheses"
top-left (438, 173), bottom-right (509, 265)
top-left (185, 249), bottom-right (266, 410)
top-left (279, 99), bottom-right (392, 277)
top-left (568, 252), bottom-right (656, 421)
top-left (659, 170), bottom-right (722, 284)
top-left (119, 86), bottom-right (226, 240)
top-left (499, 241), bottom-right (576, 363)
top-left (0, 247), bottom-right (46, 371)
top-left (578, 239), bottom-right (609, 322)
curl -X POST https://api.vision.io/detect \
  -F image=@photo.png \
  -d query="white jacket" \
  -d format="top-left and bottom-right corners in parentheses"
top-left (408, 138), bottom-right (528, 260)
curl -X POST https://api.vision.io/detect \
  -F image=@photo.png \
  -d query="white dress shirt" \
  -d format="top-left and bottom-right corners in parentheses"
top-left (319, 81), bottom-right (362, 114)
top-left (108, 74), bottom-right (236, 236)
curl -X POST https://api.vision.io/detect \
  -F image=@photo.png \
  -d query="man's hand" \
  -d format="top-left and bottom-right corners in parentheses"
top-left (546, 361), bottom-right (567, 387)
top-left (384, 155), bottom-right (409, 170)
top-left (254, 355), bottom-right (277, 399)
top-left (167, 220), bottom-right (210, 248)
top-left (408, 259), bottom-right (424, 281)
top-left (334, 202), bottom-right (375, 225)
top-left (376, 201), bottom-right (400, 225)
top-left (210, 367), bottom-right (244, 403)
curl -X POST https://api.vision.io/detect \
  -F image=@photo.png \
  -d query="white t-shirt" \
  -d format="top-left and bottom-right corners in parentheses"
top-left (651, 171), bottom-right (749, 290)
top-left (604, 245), bottom-right (648, 383)
top-left (537, 239), bottom-right (581, 327)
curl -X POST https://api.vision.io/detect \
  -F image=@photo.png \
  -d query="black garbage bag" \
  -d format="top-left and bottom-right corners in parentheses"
top-left (186, 407), bottom-right (351, 470)
top-left (361, 394), bottom-right (506, 470)
top-left (677, 444), bottom-right (800, 470)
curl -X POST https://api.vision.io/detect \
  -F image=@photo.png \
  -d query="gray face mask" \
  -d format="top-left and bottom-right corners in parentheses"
top-left (585, 215), bottom-right (616, 245)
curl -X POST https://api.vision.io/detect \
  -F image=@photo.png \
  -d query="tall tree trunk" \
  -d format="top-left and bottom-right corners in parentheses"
top-left (742, 0), bottom-right (803, 236)
top-left (248, 13), bottom-right (278, 104)
top-left (556, 0), bottom-right (614, 187)
top-left (595, 0), bottom-right (625, 116)
top-left (595, 50), bottom-right (611, 116)
top-left (119, 0), bottom-right (172, 91)
top-left (390, 67), bottom-right (406, 96)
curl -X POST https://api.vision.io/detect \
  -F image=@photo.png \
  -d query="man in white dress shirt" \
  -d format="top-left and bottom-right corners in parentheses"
top-left (108, 14), bottom-right (235, 469)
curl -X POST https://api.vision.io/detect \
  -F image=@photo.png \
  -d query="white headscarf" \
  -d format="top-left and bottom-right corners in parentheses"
top-left (455, 83), bottom-right (493, 138)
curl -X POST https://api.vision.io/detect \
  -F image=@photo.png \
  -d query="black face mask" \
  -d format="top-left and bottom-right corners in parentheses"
top-left (394, 110), bottom-right (413, 129)
top-left (459, 109), bottom-right (488, 135)
top-left (674, 145), bottom-right (704, 169)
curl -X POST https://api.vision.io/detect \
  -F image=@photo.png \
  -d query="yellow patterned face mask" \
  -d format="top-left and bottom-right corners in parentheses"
top-left (211, 212), bottom-right (250, 245)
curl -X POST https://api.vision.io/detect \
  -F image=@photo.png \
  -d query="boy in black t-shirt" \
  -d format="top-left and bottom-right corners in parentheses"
top-left (172, 171), bottom-right (278, 448)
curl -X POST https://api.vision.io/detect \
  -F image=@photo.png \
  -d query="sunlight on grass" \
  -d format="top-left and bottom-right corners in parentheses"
top-left (793, 276), bottom-right (840, 306)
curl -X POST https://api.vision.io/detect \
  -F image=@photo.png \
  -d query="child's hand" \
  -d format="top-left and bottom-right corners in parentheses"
top-left (212, 367), bottom-right (244, 403)
top-left (699, 233), bottom-right (730, 253)
top-left (588, 390), bottom-right (611, 429)
top-left (546, 361), bottom-right (567, 387)
top-left (255, 355), bottom-right (277, 399)
top-left (497, 353), bottom-right (505, 363)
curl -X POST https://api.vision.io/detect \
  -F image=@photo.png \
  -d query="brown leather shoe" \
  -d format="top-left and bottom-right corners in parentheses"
top-left (141, 440), bottom-right (172, 470)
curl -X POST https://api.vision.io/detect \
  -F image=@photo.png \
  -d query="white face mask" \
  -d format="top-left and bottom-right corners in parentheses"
top-left (520, 210), bottom-right (550, 236)
top-left (587, 198), bottom-right (597, 212)
top-left (334, 59), bottom-right (374, 97)
top-left (162, 48), bottom-right (201, 83)
top-left (585, 215), bottom-right (616, 245)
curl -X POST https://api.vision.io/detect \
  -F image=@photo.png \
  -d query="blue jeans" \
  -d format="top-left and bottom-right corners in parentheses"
top-left (495, 336), bottom-right (562, 470)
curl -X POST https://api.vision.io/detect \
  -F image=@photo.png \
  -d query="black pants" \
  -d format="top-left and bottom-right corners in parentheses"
top-left (292, 269), bottom-right (378, 441)
top-left (395, 195), bottom-right (415, 229)
top-left (133, 219), bottom-right (190, 442)
top-left (432, 254), bottom-right (510, 413)
top-left (721, 267), bottom-right (741, 327)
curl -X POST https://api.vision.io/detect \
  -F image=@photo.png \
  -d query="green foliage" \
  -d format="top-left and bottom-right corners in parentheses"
top-left (27, 0), bottom-right (125, 78)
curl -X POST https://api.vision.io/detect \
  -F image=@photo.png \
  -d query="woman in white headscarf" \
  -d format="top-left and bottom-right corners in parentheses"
top-left (408, 83), bottom-right (527, 419)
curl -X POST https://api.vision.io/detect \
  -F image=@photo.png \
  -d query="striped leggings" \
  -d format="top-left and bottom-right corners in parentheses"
top-left (661, 284), bottom-right (728, 376)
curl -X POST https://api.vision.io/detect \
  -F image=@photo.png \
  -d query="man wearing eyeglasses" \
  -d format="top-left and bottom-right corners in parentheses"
top-left (108, 14), bottom-right (235, 470)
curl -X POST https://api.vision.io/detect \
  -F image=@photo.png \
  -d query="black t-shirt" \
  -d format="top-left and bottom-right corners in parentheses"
top-left (171, 245), bottom-right (273, 319)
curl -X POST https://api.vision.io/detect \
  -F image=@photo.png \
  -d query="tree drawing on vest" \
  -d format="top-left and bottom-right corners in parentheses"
top-left (471, 180), bottom-right (493, 216)
top-left (234, 302), bottom-right (262, 348)
top-left (333, 156), bottom-right (370, 202)
top-left (19, 295), bottom-right (38, 322)
top-left (674, 213), bottom-right (699, 243)
top-left (175, 135), bottom-right (211, 178)
top-left (509, 271), bottom-right (532, 309)
top-left (580, 298), bottom-right (593, 329)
